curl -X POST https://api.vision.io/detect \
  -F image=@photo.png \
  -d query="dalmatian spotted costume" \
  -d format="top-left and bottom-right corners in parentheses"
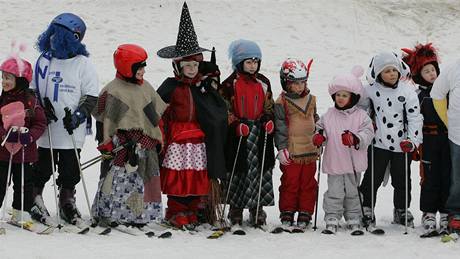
top-left (359, 51), bottom-right (423, 224)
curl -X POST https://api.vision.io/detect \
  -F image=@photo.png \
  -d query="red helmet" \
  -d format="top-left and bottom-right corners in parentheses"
top-left (0, 57), bottom-right (33, 83)
top-left (113, 44), bottom-right (147, 78)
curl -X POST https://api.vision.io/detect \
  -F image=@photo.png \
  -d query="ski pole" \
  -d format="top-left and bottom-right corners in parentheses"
top-left (255, 130), bottom-right (268, 227)
top-left (47, 125), bottom-right (62, 228)
top-left (345, 135), bottom-right (366, 224)
top-left (371, 143), bottom-right (375, 225)
top-left (64, 107), bottom-right (92, 216)
top-left (404, 152), bottom-right (408, 235)
top-left (20, 146), bottom-right (25, 228)
top-left (1, 153), bottom-right (13, 227)
top-left (221, 135), bottom-right (243, 226)
top-left (81, 144), bottom-right (129, 171)
top-left (312, 146), bottom-right (323, 231)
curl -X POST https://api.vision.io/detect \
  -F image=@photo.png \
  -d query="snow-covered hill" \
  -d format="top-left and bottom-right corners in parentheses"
top-left (1, 0), bottom-right (459, 258)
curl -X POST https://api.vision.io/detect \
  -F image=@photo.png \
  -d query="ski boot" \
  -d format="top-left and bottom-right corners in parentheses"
top-left (361, 206), bottom-right (375, 228)
top-left (439, 213), bottom-right (449, 235)
top-left (322, 217), bottom-right (338, 234)
top-left (347, 218), bottom-right (363, 235)
top-left (448, 214), bottom-right (460, 234)
top-left (280, 211), bottom-right (294, 227)
top-left (59, 188), bottom-right (81, 225)
top-left (30, 186), bottom-right (51, 224)
top-left (296, 212), bottom-right (312, 229)
top-left (420, 212), bottom-right (437, 237)
top-left (10, 209), bottom-right (33, 225)
top-left (185, 211), bottom-right (199, 230)
top-left (393, 208), bottom-right (414, 227)
top-left (249, 207), bottom-right (267, 226)
top-left (228, 207), bottom-right (243, 226)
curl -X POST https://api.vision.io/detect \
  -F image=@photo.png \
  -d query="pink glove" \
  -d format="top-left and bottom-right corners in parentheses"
top-left (264, 120), bottom-right (274, 134)
top-left (400, 140), bottom-right (414, 153)
top-left (236, 123), bottom-right (250, 137)
top-left (277, 149), bottom-right (291, 165)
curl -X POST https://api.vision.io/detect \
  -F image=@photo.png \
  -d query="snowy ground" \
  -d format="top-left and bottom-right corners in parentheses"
top-left (1, 0), bottom-right (460, 258)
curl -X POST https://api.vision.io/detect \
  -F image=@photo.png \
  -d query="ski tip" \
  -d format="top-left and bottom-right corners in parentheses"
top-left (158, 231), bottom-right (172, 239)
top-left (145, 231), bottom-right (155, 238)
top-left (232, 229), bottom-right (246, 235)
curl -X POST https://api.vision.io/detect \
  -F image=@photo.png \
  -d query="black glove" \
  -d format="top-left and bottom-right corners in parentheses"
top-left (43, 97), bottom-right (58, 124)
top-left (63, 107), bottom-right (86, 135)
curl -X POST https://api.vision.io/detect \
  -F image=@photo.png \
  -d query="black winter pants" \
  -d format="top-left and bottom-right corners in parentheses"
top-left (420, 134), bottom-right (451, 213)
top-left (0, 161), bottom-right (34, 211)
top-left (360, 146), bottom-right (412, 210)
top-left (34, 148), bottom-right (81, 189)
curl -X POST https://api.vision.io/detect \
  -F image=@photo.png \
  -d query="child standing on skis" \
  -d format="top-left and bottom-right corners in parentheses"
top-left (0, 53), bottom-right (46, 225)
top-left (402, 43), bottom-right (451, 235)
top-left (313, 66), bottom-right (374, 234)
top-left (30, 13), bottom-right (99, 225)
top-left (359, 51), bottom-right (423, 228)
top-left (91, 44), bottom-right (166, 229)
top-left (157, 2), bottom-right (227, 230)
top-left (274, 58), bottom-right (319, 229)
top-left (220, 39), bottom-right (276, 226)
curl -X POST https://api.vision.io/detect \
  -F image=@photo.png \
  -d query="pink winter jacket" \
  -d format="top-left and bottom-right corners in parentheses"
top-left (316, 106), bottom-right (374, 175)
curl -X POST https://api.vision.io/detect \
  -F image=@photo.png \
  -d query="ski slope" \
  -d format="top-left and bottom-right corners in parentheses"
top-left (1, 0), bottom-right (460, 258)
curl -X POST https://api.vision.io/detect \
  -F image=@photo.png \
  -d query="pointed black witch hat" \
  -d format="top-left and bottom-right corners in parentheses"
top-left (157, 2), bottom-right (210, 59)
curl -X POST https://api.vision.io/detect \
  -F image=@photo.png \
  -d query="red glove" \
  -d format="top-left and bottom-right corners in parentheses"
top-left (341, 131), bottom-right (359, 147)
top-left (312, 133), bottom-right (326, 147)
top-left (400, 140), bottom-right (414, 153)
top-left (97, 141), bottom-right (114, 153)
top-left (236, 123), bottom-right (250, 137)
top-left (264, 120), bottom-right (274, 134)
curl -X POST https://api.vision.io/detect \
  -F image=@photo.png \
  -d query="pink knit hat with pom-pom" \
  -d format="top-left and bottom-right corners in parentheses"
top-left (328, 65), bottom-right (364, 96)
top-left (0, 41), bottom-right (32, 83)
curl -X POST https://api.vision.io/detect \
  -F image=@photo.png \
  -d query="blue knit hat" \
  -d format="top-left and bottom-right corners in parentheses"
top-left (228, 39), bottom-right (262, 70)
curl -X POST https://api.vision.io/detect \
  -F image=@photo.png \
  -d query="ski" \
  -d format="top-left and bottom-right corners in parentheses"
top-left (367, 225), bottom-right (385, 235)
top-left (321, 229), bottom-right (335, 235)
top-left (270, 226), bottom-right (288, 234)
top-left (7, 220), bottom-right (54, 235)
top-left (207, 229), bottom-right (225, 239)
top-left (351, 229), bottom-right (364, 236)
top-left (441, 233), bottom-right (459, 243)
top-left (420, 230), bottom-right (439, 238)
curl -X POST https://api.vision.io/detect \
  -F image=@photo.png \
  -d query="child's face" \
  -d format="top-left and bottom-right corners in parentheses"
top-left (1, 72), bottom-right (16, 92)
top-left (181, 61), bottom-right (199, 79)
top-left (420, 63), bottom-right (438, 84)
top-left (380, 66), bottom-right (399, 85)
top-left (288, 81), bottom-right (307, 95)
top-left (335, 90), bottom-right (351, 108)
top-left (135, 67), bottom-right (145, 81)
top-left (243, 59), bottom-right (259, 74)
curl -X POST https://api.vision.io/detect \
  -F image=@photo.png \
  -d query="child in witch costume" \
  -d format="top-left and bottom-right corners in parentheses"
top-left (157, 2), bottom-right (227, 229)
top-left (0, 50), bottom-right (47, 225)
top-left (274, 58), bottom-right (319, 229)
top-left (402, 43), bottom-right (451, 235)
top-left (30, 13), bottom-right (99, 224)
top-left (359, 52), bottom-right (423, 228)
top-left (313, 66), bottom-right (374, 234)
top-left (220, 39), bottom-right (275, 226)
top-left (91, 44), bottom-right (166, 228)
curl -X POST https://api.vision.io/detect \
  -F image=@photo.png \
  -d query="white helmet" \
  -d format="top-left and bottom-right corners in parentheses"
top-left (280, 58), bottom-right (311, 91)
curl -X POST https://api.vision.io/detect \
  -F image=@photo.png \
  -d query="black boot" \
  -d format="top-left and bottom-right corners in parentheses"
top-left (59, 187), bottom-right (81, 225)
top-left (30, 186), bottom-right (51, 223)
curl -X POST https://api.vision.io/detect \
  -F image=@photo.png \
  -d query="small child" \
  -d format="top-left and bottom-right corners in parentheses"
top-left (402, 43), bottom-right (450, 235)
top-left (157, 2), bottom-right (227, 229)
top-left (274, 58), bottom-right (318, 229)
top-left (313, 66), bottom-right (374, 234)
top-left (359, 51), bottom-right (423, 228)
top-left (0, 51), bottom-right (46, 226)
top-left (219, 39), bottom-right (276, 226)
top-left (91, 44), bottom-right (166, 229)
